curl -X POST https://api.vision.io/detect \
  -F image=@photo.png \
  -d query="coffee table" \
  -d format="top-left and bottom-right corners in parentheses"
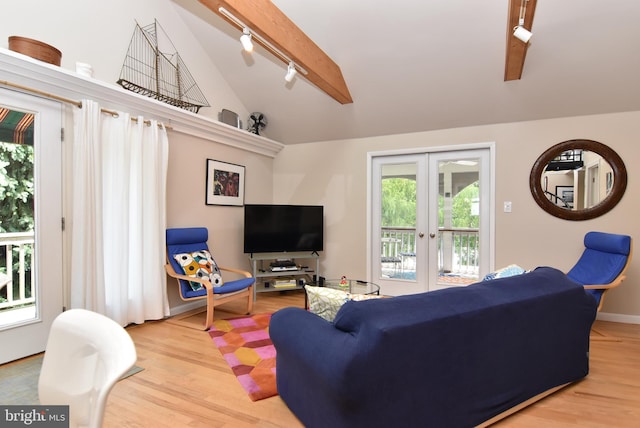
top-left (321, 278), bottom-right (381, 295)
top-left (304, 278), bottom-right (381, 309)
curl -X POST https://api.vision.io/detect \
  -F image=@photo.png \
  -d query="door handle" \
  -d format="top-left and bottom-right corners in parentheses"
top-left (418, 232), bottom-right (424, 238)
top-left (429, 233), bottom-right (436, 238)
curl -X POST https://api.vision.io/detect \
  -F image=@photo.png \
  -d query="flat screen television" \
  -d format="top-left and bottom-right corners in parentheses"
top-left (243, 204), bottom-right (324, 254)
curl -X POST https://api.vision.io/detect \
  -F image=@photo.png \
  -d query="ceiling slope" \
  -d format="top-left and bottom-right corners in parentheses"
top-left (173, 0), bottom-right (640, 144)
top-left (198, 0), bottom-right (352, 104)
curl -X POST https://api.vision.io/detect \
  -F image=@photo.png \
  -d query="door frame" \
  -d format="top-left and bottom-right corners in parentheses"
top-left (0, 88), bottom-right (63, 363)
top-left (367, 142), bottom-right (496, 294)
top-left (427, 148), bottom-right (493, 291)
top-left (370, 153), bottom-right (427, 294)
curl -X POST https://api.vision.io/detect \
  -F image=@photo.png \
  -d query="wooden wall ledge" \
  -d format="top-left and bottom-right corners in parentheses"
top-left (0, 49), bottom-right (284, 158)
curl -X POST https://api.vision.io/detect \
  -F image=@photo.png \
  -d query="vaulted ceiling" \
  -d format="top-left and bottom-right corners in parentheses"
top-left (172, 0), bottom-right (640, 144)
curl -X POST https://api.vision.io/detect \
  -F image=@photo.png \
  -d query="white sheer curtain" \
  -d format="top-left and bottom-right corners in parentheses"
top-left (70, 100), bottom-right (169, 326)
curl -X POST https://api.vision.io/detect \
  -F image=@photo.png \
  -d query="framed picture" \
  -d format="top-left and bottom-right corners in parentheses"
top-left (206, 159), bottom-right (245, 206)
top-left (555, 185), bottom-right (574, 208)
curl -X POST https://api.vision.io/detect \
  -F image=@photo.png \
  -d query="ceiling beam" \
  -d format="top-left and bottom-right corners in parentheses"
top-left (199, 0), bottom-right (353, 104)
top-left (504, 0), bottom-right (537, 81)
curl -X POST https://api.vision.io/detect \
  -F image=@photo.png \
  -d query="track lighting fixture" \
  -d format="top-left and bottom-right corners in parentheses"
top-left (218, 7), bottom-right (307, 86)
top-left (513, 26), bottom-right (532, 43)
top-left (240, 28), bottom-right (253, 52)
top-left (513, 0), bottom-right (533, 43)
top-left (284, 62), bottom-right (297, 82)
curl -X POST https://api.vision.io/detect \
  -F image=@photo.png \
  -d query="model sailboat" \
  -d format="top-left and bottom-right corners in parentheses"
top-left (117, 20), bottom-right (209, 113)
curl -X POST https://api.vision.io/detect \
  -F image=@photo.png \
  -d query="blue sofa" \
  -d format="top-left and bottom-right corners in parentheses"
top-left (270, 267), bottom-right (597, 428)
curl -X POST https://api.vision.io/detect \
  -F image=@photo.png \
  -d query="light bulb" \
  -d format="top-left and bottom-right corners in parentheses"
top-left (513, 26), bottom-right (532, 43)
top-left (240, 28), bottom-right (253, 52)
top-left (285, 62), bottom-right (297, 82)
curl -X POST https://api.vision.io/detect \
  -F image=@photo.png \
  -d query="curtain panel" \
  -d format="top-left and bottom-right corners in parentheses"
top-left (70, 100), bottom-right (169, 326)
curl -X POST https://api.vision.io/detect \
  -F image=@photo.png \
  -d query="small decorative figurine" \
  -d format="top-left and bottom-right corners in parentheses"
top-left (339, 276), bottom-right (348, 287)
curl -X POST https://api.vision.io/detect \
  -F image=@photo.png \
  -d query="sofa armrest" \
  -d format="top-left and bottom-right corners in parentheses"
top-left (271, 307), bottom-right (359, 394)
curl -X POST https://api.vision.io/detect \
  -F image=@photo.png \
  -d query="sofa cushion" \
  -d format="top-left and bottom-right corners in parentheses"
top-left (173, 250), bottom-right (223, 291)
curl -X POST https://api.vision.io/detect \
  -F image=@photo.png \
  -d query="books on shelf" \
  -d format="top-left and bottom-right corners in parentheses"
top-left (274, 283), bottom-right (297, 289)
top-left (273, 277), bottom-right (298, 288)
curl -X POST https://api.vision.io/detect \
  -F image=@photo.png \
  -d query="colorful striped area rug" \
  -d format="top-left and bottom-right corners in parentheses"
top-left (208, 313), bottom-right (277, 401)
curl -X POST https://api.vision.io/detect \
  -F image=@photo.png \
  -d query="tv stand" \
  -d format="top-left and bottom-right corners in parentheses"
top-left (249, 252), bottom-right (320, 299)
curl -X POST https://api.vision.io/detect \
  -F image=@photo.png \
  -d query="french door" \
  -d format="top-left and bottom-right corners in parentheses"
top-left (0, 88), bottom-right (63, 364)
top-left (370, 146), bottom-right (493, 296)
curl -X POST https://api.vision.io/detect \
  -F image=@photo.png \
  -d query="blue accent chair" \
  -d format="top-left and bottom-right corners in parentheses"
top-left (165, 227), bottom-right (254, 329)
top-left (567, 231), bottom-right (632, 312)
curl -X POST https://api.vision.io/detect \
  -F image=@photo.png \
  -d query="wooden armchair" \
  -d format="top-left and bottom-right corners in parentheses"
top-left (165, 227), bottom-right (254, 330)
top-left (567, 231), bottom-right (632, 340)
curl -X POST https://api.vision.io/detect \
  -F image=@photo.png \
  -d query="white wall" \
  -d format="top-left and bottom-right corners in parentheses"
top-left (165, 132), bottom-right (274, 310)
top-left (274, 111), bottom-right (640, 321)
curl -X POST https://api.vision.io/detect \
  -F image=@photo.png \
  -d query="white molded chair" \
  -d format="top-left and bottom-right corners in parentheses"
top-left (38, 309), bottom-right (137, 428)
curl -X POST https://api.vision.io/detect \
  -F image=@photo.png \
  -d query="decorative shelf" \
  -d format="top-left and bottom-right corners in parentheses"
top-left (0, 48), bottom-right (284, 158)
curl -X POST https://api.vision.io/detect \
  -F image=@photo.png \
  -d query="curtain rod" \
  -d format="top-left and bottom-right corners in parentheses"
top-left (1, 79), bottom-right (172, 130)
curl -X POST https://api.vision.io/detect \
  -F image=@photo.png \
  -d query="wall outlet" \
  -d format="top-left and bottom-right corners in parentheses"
top-left (504, 201), bottom-right (512, 213)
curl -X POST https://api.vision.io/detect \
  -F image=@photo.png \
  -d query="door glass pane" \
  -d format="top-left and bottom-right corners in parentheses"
top-left (437, 158), bottom-right (480, 286)
top-left (380, 163), bottom-right (417, 280)
top-left (0, 107), bottom-right (36, 327)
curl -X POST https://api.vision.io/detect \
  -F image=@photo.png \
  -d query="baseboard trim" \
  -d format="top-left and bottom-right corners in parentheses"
top-left (596, 312), bottom-right (640, 325)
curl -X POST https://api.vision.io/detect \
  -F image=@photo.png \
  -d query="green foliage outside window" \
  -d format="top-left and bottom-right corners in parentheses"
top-left (452, 182), bottom-right (479, 228)
top-left (381, 178), bottom-right (479, 228)
top-left (0, 142), bottom-right (34, 233)
top-left (381, 178), bottom-right (416, 227)
top-left (382, 178), bottom-right (480, 267)
top-left (0, 141), bottom-right (35, 303)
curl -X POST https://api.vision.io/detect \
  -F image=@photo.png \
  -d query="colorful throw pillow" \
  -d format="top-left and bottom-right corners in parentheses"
top-left (305, 285), bottom-right (348, 322)
top-left (483, 264), bottom-right (527, 281)
top-left (173, 250), bottom-right (224, 291)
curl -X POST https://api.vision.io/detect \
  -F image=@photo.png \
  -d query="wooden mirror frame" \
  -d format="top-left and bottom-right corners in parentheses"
top-left (529, 139), bottom-right (627, 221)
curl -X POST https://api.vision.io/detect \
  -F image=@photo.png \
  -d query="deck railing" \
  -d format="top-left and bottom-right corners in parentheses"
top-left (438, 228), bottom-right (480, 276)
top-left (381, 227), bottom-right (480, 277)
top-left (0, 231), bottom-right (35, 310)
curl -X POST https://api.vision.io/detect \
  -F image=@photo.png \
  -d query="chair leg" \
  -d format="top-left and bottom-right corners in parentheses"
top-left (204, 301), bottom-right (215, 331)
top-left (169, 288), bottom-right (253, 330)
top-left (166, 306), bottom-right (209, 330)
top-left (246, 286), bottom-right (255, 315)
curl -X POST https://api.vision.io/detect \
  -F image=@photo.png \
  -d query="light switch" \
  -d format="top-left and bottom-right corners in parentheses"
top-left (504, 201), bottom-right (512, 213)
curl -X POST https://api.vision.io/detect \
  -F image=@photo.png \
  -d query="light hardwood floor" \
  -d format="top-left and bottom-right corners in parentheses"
top-left (100, 290), bottom-right (639, 427)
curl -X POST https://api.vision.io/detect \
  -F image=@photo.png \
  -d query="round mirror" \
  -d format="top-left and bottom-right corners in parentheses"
top-left (529, 139), bottom-right (627, 221)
